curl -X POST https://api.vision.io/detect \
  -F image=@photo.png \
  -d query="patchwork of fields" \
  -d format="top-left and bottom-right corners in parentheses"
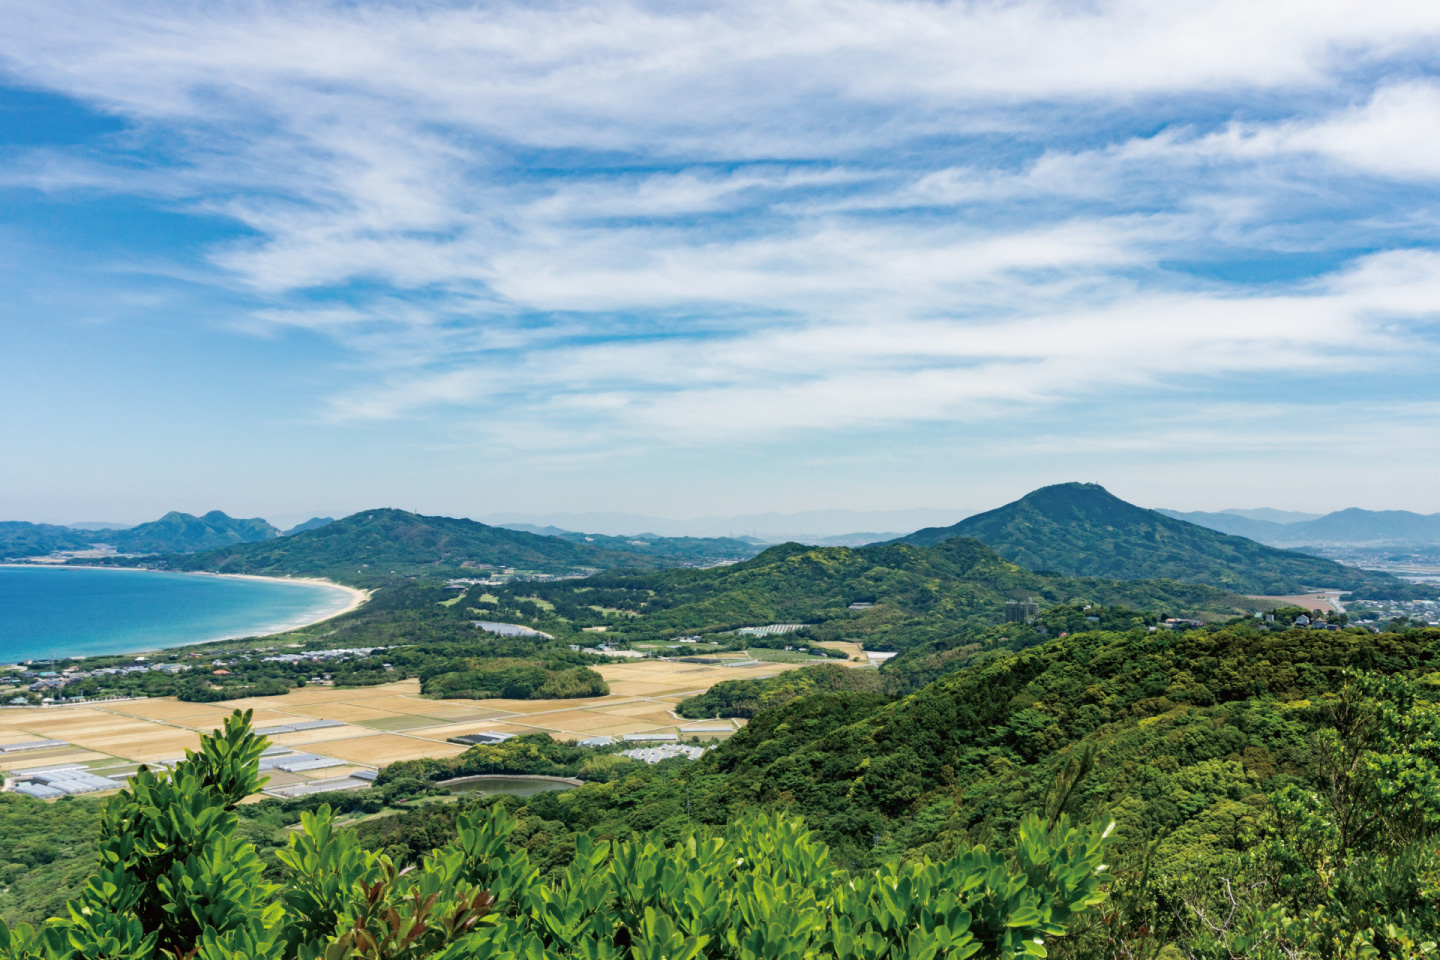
top-left (0, 658), bottom-right (826, 795)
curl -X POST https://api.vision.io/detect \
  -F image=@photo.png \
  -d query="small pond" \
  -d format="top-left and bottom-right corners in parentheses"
top-left (441, 775), bottom-right (581, 797)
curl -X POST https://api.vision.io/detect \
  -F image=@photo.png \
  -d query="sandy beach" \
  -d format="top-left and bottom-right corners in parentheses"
top-left (193, 573), bottom-right (371, 636)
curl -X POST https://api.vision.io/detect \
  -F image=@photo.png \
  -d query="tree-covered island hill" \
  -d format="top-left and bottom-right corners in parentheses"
top-left (3, 482), bottom-right (1440, 957)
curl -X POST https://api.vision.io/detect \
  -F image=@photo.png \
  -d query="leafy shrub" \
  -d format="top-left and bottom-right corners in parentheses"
top-left (0, 711), bottom-right (1116, 960)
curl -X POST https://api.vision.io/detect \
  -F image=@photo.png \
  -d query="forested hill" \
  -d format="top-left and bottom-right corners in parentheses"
top-left (891, 482), bottom-right (1424, 597)
top-left (0, 521), bottom-right (97, 558)
top-left (526, 536), bottom-right (1255, 650)
top-left (106, 510), bottom-right (279, 553)
top-left (708, 620), bottom-right (1439, 837)
top-left (0, 510), bottom-right (278, 559)
top-left (350, 614), bottom-right (1440, 956)
top-left (148, 508), bottom-right (752, 580)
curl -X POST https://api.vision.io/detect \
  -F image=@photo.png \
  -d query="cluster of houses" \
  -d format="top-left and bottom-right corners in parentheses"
top-left (1348, 598), bottom-right (1440, 627)
top-left (1, 645), bottom-right (396, 705)
top-left (444, 568), bottom-right (598, 590)
top-left (446, 729), bottom-right (718, 766)
top-left (0, 658), bottom-right (188, 705)
top-left (1290, 615), bottom-right (1344, 631)
top-left (258, 646), bottom-right (389, 664)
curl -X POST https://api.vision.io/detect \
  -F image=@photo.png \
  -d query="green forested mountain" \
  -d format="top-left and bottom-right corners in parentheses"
top-left (161, 509), bottom-right (634, 578)
top-left (280, 516), bottom-right (334, 536)
top-left (0, 511), bottom-right (278, 558)
top-left (893, 482), bottom-right (1423, 596)
top-left (0, 521), bottom-right (97, 558)
top-left (108, 510), bottom-right (280, 553)
top-left (355, 617), bottom-right (1440, 957)
top-left (531, 537), bottom-right (1255, 651)
top-left (148, 508), bottom-right (751, 580)
top-left (4, 511), bottom-right (754, 566)
top-left (709, 621), bottom-right (1428, 852)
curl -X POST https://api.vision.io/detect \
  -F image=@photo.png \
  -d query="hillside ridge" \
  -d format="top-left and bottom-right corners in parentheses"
top-left (890, 482), bottom-right (1424, 597)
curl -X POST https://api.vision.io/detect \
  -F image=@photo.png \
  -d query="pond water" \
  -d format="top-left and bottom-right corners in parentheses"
top-left (442, 775), bottom-right (579, 797)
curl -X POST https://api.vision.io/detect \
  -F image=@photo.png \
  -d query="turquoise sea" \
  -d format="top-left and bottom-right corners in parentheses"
top-left (0, 566), bottom-right (355, 664)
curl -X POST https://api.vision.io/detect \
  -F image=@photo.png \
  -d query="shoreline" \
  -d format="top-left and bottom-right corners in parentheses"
top-left (189, 572), bottom-right (371, 631)
top-left (0, 565), bottom-right (371, 661)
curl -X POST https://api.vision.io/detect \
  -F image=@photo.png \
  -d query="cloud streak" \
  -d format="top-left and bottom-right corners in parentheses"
top-left (4, 0), bottom-right (1440, 461)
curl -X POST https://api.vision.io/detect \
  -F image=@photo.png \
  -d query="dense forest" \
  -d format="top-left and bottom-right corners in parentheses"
top-left (513, 538), bottom-right (1256, 649)
top-left (7, 614), bottom-right (1440, 956)
top-left (338, 612), bottom-right (1435, 957)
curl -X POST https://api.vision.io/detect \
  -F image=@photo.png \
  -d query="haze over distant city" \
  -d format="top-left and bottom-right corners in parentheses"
top-left (5, 1), bottom-right (1440, 523)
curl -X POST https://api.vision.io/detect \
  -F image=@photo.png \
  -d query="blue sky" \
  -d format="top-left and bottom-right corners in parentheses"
top-left (4, 0), bottom-right (1440, 529)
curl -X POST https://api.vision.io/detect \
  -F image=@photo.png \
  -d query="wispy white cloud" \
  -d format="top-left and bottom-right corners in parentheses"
top-left (4, 0), bottom-right (1440, 466)
top-left (1201, 81), bottom-right (1440, 181)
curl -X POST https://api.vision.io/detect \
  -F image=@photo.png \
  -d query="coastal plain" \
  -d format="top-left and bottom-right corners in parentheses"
top-left (0, 658), bottom-right (822, 791)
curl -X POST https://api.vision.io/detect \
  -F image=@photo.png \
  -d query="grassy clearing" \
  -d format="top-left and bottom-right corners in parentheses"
top-left (589, 605), bottom-right (639, 617)
top-left (744, 648), bottom-right (833, 663)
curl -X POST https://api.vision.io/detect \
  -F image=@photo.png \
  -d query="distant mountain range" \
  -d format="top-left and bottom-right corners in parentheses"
top-left (1159, 507), bottom-right (1440, 544)
top-left (482, 507), bottom-right (963, 541)
top-left (120, 508), bottom-right (760, 578)
top-left (495, 524), bottom-right (760, 562)
top-left (892, 483), bottom-right (1423, 597)
top-left (498, 521), bottom-right (861, 549)
top-left (283, 517), bottom-right (335, 536)
top-left (0, 511), bottom-right (277, 558)
top-left (107, 510), bottom-right (280, 553)
top-left (0, 522), bottom-right (100, 557)
top-left (3, 490), bottom-right (1433, 599)
top-left (1214, 508), bottom-right (1323, 524)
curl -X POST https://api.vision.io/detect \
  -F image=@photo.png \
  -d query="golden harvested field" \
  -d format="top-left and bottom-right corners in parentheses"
top-left (816, 640), bottom-right (866, 659)
top-left (0, 749), bottom-right (110, 771)
top-left (0, 656), bottom-right (837, 789)
top-left (1246, 592), bottom-right (1344, 614)
top-left (316, 734), bottom-right (467, 767)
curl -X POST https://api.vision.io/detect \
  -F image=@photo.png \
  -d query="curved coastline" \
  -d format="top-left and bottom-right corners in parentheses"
top-left (0, 566), bottom-right (371, 661)
top-left (184, 572), bottom-right (370, 637)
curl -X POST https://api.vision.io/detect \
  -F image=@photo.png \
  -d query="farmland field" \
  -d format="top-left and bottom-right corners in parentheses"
top-left (0, 656), bottom-right (836, 795)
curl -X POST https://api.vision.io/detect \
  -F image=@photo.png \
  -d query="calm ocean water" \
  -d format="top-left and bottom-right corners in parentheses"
top-left (0, 566), bottom-right (353, 663)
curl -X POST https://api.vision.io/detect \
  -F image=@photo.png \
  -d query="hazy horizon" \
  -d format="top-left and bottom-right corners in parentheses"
top-left (30, 493), bottom-right (1440, 542)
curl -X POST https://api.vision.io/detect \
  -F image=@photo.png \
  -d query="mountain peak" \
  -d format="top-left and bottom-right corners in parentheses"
top-left (890, 484), bottom-right (1416, 596)
top-left (1017, 482), bottom-right (1127, 509)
